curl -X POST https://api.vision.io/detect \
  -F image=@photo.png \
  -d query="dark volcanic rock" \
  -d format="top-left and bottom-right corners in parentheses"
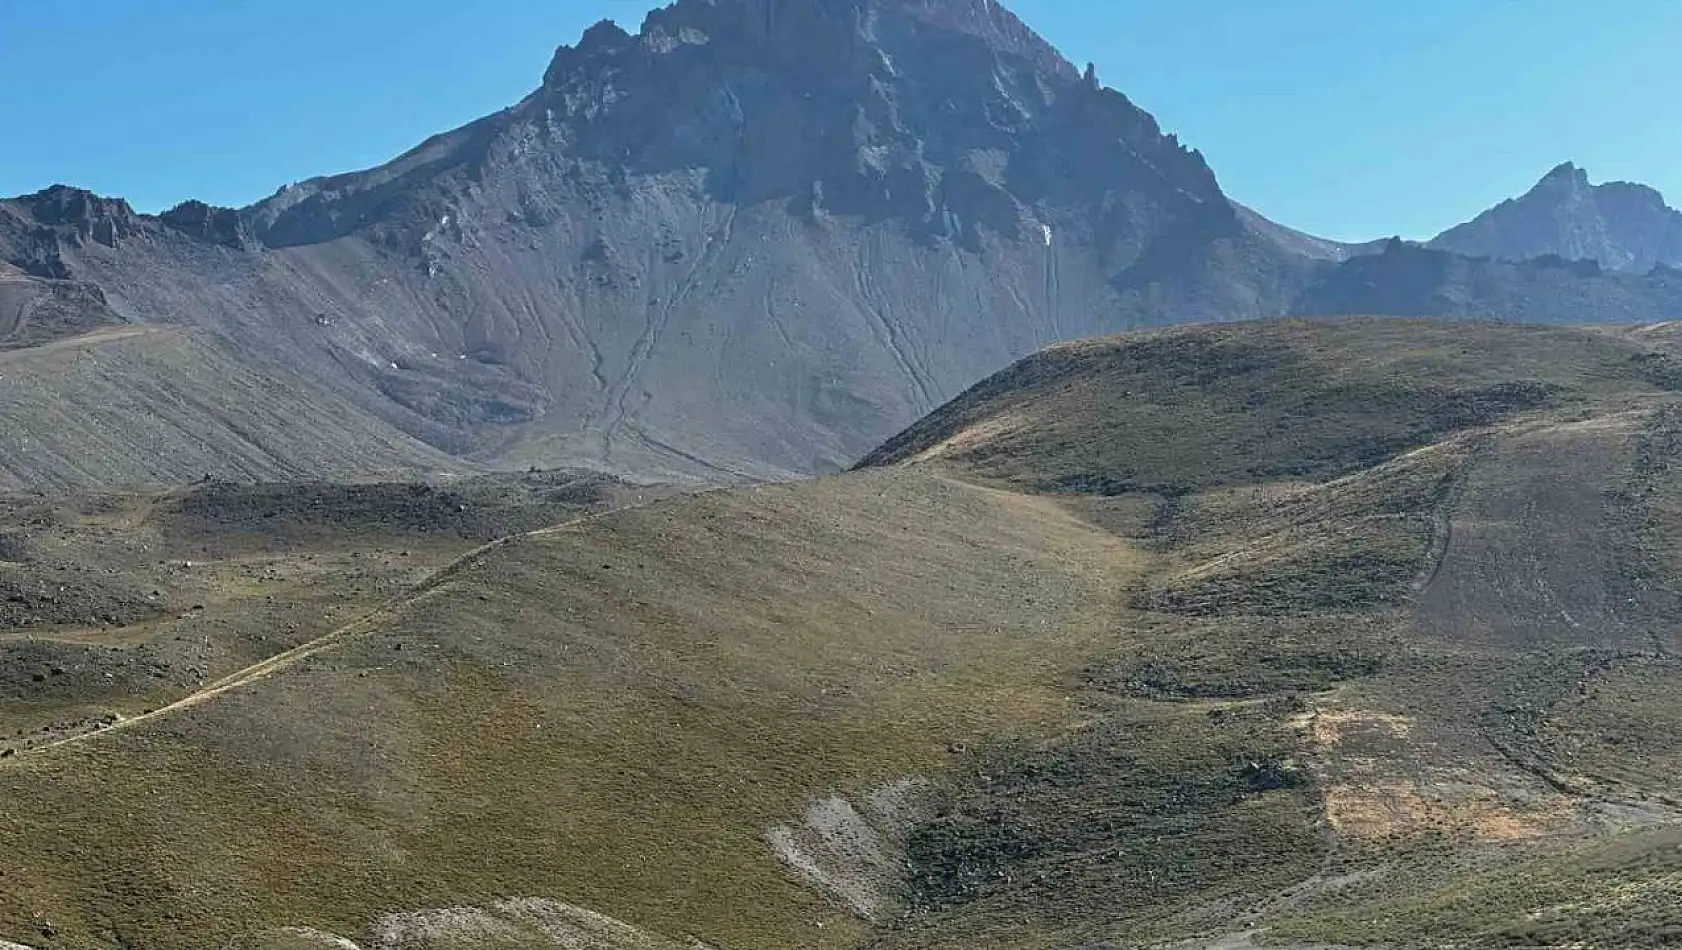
top-left (0, 271), bottom-right (125, 348)
top-left (158, 200), bottom-right (254, 250)
top-left (0, 186), bottom-right (143, 279)
top-left (17, 185), bottom-right (140, 249)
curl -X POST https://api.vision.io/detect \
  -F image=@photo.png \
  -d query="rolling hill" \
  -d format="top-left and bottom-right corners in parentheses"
top-left (4, 318), bottom-right (1682, 949)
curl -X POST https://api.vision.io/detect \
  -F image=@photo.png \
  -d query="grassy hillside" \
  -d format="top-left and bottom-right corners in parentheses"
top-left (0, 472), bottom-right (647, 761)
top-left (5, 318), bottom-right (1682, 949)
top-left (860, 317), bottom-right (1678, 491)
top-left (0, 470), bottom-right (1145, 950)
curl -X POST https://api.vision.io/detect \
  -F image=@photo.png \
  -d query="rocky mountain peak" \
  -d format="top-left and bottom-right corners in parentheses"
top-left (0, 0), bottom-right (1311, 483)
top-left (158, 200), bottom-right (255, 250)
top-left (13, 185), bottom-right (139, 248)
top-left (530, 0), bottom-right (1221, 246)
top-left (1536, 160), bottom-right (1590, 189)
top-left (0, 185), bottom-right (143, 279)
top-left (1431, 163), bottom-right (1682, 273)
top-left (879, 0), bottom-right (1077, 77)
top-left (547, 0), bottom-right (1076, 82)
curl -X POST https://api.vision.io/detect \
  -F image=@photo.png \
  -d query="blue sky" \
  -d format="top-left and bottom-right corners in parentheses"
top-left (1, 0), bottom-right (1676, 241)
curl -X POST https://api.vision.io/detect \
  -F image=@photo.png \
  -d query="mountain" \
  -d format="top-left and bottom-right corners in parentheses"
top-left (1431, 162), bottom-right (1682, 272)
top-left (6, 318), bottom-right (1682, 949)
top-left (1231, 201), bottom-right (1389, 263)
top-left (0, 219), bottom-right (458, 490)
top-left (1296, 236), bottom-right (1682, 323)
top-left (6, 2), bottom-right (1682, 491)
top-left (0, 0), bottom-right (1324, 484)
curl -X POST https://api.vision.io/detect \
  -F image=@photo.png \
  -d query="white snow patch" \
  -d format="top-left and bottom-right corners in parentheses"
top-left (421, 216), bottom-right (452, 244)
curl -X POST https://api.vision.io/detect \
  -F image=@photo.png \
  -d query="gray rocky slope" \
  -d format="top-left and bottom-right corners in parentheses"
top-left (4, 0), bottom-right (1681, 486)
top-left (0, 0), bottom-right (1319, 482)
top-left (1431, 161), bottom-right (1682, 273)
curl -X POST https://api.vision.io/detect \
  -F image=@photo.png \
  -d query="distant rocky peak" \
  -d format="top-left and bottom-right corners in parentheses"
top-left (1536, 160), bottom-right (1590, 189)
top-left (15, 185), bottom-right (138, 248)
top-left (1431, 162), bottom-right (1682, 273)
top-left (546, 0), bottom-right (1074, 86)
top-left (1525, 162), bottom-right (1672, 211)
top-left (159, 200), bottom-right (254, 250)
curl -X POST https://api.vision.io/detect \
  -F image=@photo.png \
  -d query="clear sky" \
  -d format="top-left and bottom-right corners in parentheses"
top-left (1, 0), bottom-right (1676, 242)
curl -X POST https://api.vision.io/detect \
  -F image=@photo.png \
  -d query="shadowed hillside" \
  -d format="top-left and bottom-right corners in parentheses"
top-left (0, 272), bottom-right (123, 349)
top-left (0, 326), bottom-right (461, 491)
top-left (3, 319), bottom-right (1682, 949)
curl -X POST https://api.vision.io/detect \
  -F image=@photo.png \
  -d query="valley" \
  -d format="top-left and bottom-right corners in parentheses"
top-left (2, 319), bottom-right (1681, 948)
top-left (3, 1), bottom-right (1682, 947)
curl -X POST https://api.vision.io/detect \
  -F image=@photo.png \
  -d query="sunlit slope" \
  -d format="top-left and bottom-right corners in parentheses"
top-left (9, 318), bottom-right (1682, 949)
top-left (861, 317), bottom-right (1682, 490)
top-left (0, 470), bottom-right (1145, 950)
top-left (864, 317), bottom-right (1682, 949)
top-left (0, 471), bottom-right (650, 761)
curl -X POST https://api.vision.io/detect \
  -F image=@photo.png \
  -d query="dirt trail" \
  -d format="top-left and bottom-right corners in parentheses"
top-left (1414, 435), bottom-right (1490, 596)
top-left (2, 469), bottom-right (1124, 766)
top-left (1413, 414), bottom-right (1659, 653)
top-left (0, 324), bottom-right (170, 367)
top-left (6, 495), bottom-right (678, 763)
top-left (3, 474), bottom-right (1105, 763)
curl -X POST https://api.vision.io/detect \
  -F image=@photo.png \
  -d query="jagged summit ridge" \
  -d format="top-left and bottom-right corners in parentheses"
top-left (548, 0), bottom-right (1075, 82)
top-left (1539, 160), bottom-right (1589, 186)
top-left (531, 0), bottom-right (1223, 248)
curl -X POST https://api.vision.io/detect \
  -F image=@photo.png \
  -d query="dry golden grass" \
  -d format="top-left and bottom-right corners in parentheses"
top-left (0, 469), bottom-right (1152, 950)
